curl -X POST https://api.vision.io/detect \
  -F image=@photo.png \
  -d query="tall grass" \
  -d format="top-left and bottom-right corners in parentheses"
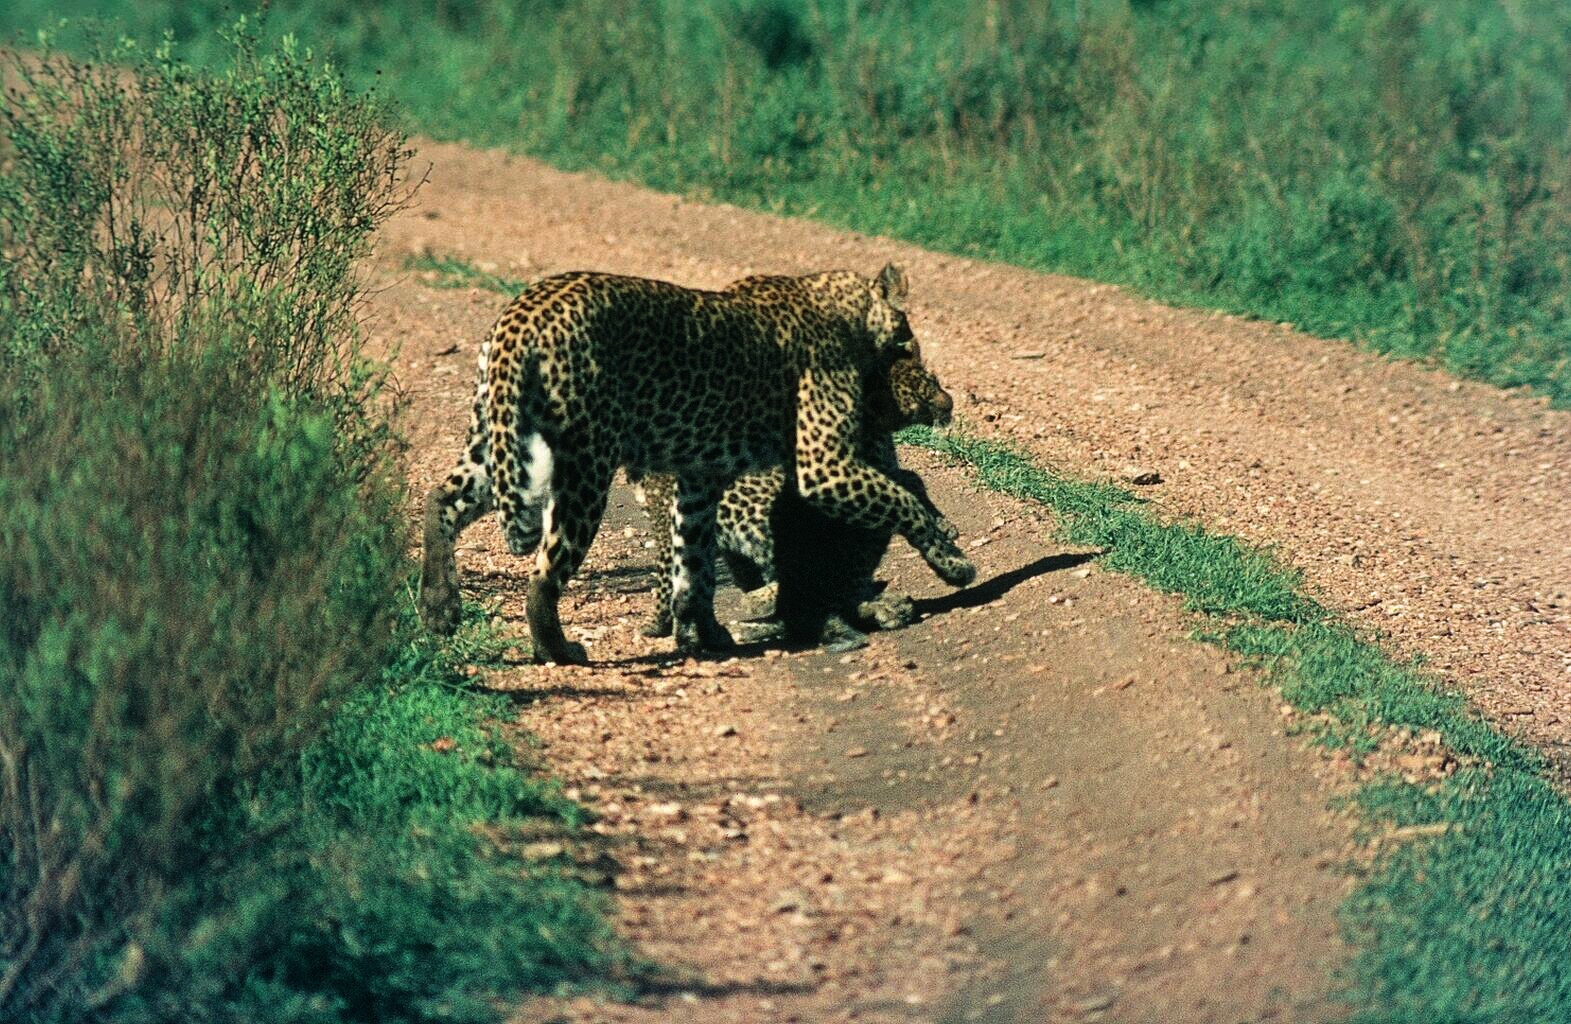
top-left (0, 29), bottom-right (617, 1021)
top-left (5, 0), bottom-right (1567, 402)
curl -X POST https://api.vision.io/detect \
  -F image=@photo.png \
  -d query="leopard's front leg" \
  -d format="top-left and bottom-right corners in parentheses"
top-left (795, 368), bottom-right (973, 588)
top-left (798, 395), bottom-right (967, 587)
top-left (799, 462), bottom-right (973, 585)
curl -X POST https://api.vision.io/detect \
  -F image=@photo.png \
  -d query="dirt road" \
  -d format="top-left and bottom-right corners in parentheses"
top-left (368, 141), bottom-right (1570, 1020)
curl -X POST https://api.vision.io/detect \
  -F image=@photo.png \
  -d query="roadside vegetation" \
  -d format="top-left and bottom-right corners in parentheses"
top-left (902, 424), bottom-right (1571, 1022)
top-left (4, 0), bottom-right (1568, 404)
top-left (0, 32), bottom-right (618, 1022)
top-left (405, 248), bottom-right (530, 297)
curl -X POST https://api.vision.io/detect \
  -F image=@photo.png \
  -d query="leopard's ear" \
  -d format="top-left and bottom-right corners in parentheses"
top-left (876, 263), bottom-right (908, 311)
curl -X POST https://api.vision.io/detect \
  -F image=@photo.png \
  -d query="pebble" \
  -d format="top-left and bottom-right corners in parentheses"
top-left (1074, 990), bottom-right (1119, 1014)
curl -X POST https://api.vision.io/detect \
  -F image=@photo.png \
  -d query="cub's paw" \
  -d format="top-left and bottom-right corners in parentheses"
top-left (532, 639), bottom-right (589, 666)
top-left (676, 614), bottom-right (736, 655)
top-left (859, 591), bottom-right (916, 631)
top-left (641, 611), bottom-right (674, 639)
top-left (820, 614), bottom-right (869, 653)
top-left (734, 618), bottom-right (787, 645)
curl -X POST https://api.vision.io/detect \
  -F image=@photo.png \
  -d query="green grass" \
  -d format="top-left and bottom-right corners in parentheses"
top-left (278, 600), bottom-right (629, 1022)
top-left (899, 423), bottom-right (1571, 1021)
top-left (4, 0), bottom-right (1568, 404)
top-left (405, 249), bottom-right (530, 296)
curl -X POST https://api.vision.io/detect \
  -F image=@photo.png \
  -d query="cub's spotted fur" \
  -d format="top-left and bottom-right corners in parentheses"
top-left (637, 340), bottom-right (955, 649)
top-left (419, 265), bottom-right (974, 664)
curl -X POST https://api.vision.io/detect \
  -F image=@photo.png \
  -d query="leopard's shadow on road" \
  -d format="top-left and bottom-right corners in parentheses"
top-left (480, 551), bottom-right (1102, 676)
top-left (912, 550), bottom-right (1099, 618)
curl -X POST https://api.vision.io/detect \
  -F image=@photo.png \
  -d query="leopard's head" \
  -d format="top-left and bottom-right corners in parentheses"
top-left (866, 339), bottom-right (953, 433)
top-left (864, 263), bottom-right (917, 356)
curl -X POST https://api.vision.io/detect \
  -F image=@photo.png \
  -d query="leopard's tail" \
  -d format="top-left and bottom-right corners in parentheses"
top-left (488, 359), bottom-right (554, 559)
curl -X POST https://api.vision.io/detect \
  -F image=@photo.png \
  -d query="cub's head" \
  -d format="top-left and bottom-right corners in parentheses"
top-left (865, 339), bottom-right (953, 434)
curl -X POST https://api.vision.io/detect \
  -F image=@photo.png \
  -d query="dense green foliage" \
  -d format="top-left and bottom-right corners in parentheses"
top-left (902, 423), bottom-right (1571, 1020)
top-left (0, 32), bottom-right (615, 1021)
top-left (5, 0), bottom-right (1567, 402)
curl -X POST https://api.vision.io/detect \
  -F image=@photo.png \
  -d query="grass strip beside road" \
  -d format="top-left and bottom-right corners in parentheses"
top-left (901, 423), bottom-right (1571, 1023)
top-left (284, 600), bottom-right (631, 1021)
top-left (405, 248), bottom-right (531, 296)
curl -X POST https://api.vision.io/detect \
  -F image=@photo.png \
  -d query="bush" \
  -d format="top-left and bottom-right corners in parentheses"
top-left (0, 26), bottom-right (618, 1023)
top-left (0, 23), bottom-right (411, 441)
top-left (0, 338), bottom-right (404, 1021)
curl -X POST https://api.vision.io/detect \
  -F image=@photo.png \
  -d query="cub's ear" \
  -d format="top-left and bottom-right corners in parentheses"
top-left (876, 263), bottom-right (908, 311)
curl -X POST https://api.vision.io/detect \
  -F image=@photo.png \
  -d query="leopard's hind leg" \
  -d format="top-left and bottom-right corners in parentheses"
top-left (511, 423), bottom-right (614, 666)
top-left (420, 462), bottom-right (493, 635)
top-left (420, 378), bottom-right (497, 634)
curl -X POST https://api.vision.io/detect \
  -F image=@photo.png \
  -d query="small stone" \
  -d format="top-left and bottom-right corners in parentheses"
top-left (846, 747), bottom-right (869, 758)
top-left (520, 841), bottom-right (565, 861)
top-left (1011, 350), bottom-right (1046, 360)
top-left (1208, 869), bottom-right (1239, 886)
top-left (714, 724), bottom-right (738, 737)
top-left (1387, 822), bottom-right (1452, 843)
top-left (1122, 466), bottom-right (1162, 486)
top-left (1074, 990), bottom-right (1118, 1014)
top-left (770, 889), bottom-right (807, 914)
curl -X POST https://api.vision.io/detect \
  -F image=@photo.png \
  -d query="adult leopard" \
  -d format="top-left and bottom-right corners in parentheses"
top-left (419, 265), bottom-right (974, 665)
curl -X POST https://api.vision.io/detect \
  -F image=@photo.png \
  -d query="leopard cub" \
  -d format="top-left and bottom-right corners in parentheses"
top-left (637, 339), bottom-right (956, 650)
